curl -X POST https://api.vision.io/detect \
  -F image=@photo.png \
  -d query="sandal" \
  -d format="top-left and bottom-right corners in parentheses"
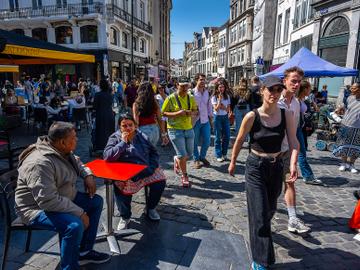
top-left (181, 173), bottom-right (191, 188)
top-left (173, 156), bottom-right (180, 175)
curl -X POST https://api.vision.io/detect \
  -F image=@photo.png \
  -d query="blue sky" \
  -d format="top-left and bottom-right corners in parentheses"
top-left (170, 0), bottom-right (229, 59)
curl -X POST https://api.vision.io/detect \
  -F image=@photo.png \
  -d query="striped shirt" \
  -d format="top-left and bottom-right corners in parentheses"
top-left (342, 96), bottom-right (360, 128)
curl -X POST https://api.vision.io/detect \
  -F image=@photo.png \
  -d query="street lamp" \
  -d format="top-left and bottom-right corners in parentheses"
top-left (155, 50), bottom-right (159, 80)
top-left (130, 0), bottom-right (134, 79)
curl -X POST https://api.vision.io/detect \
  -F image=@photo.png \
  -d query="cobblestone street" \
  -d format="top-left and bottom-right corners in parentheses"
top-left (1, 127), bottom-right (360, 269)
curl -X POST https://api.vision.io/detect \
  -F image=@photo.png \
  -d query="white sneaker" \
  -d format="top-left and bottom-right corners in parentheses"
top-left (288, 217), bottom-right (310, 233)
top-left (349, 165), bottom-right (358, 174)
top-left (217, 157), bottom-right (225, 162)
top-left (147, 208), bottom-right (160, 221)
top-left (339, 163), bottom-right (348, 171)
top-left (117, 217), bottom-right (130, 230)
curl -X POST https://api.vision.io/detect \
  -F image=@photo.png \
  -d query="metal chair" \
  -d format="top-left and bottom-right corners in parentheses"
top-left (0, 170), bottom-right (60, 270)
top-left (0, 115), bottom-right (26, 171)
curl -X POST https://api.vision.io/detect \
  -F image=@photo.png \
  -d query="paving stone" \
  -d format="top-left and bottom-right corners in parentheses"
top-left (2, 124), bottom-right (360, 270)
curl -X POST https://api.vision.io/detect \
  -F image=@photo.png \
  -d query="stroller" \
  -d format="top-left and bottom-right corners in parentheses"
top-left (315, 105), bottom-right (342, 151)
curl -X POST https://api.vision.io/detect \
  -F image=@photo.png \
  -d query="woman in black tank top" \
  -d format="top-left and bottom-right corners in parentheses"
top-left (228, 76), bottom-right (299, 270)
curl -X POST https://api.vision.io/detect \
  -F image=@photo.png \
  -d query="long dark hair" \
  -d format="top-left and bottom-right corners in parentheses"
top-left (213, 78), bottom-right (230, 100)
top-left (134, 82), bottom-right (158, 117)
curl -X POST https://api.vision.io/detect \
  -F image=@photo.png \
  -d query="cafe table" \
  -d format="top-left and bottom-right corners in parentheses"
top-left (86, 159), bottom-right (147, 254)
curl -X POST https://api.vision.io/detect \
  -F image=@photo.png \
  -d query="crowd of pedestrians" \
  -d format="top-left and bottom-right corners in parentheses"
top-left (2, 68), bottom-right (359, 270)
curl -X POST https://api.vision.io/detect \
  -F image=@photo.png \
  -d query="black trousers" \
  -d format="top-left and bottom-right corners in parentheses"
top-left (245, 152), bottom-right (284, 267)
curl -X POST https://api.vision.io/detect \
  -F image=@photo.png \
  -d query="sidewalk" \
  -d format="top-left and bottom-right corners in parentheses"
top-left (1, 125), bottom-right (360, 269)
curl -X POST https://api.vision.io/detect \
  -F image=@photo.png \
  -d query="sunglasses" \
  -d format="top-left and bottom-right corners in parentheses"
top-left (267, 86), bottom-right (283, 93)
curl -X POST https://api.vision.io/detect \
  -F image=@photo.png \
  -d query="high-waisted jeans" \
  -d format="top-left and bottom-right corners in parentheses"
top-left (245, 152), bottom-right (284, 267)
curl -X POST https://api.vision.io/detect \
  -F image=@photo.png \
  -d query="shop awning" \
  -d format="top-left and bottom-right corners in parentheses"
top-left (0, 65), bottom-right (19, 72)
top-left (0, 29), bottom-right (95, 65)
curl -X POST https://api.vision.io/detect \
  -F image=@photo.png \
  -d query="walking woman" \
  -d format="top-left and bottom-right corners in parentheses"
top-left (296, 81), bottom-right (323, 185)
top-left (132, 82), bottom-right (168, 146)
top-left (93, 79), bottom-right (115, 151)
top-left (162, 77), bottom-right (198, 187)
top-left (333, 82), bottom-right (360, 173)
top-left (211, 78), bottom-right (231, 162)
top-left (228, 76), bottom-right (299, 270)
top-left (231, 77), bottom-right (250, 134)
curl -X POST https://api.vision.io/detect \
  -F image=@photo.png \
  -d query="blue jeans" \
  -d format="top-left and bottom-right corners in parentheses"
top-left (29, 192), bottom-right (103, 270)
top-left (114, 181), bottom-right (166, 219)
top-left (139, 124), bottom-right (159, 146)
top-left (297, 126), bottom-right (314, 180)
top-left (193, 120), bottom-right (211, 161)
top-left (168, 128), bottom-right (194, 159)
top-left (214, 115), bottom-right (230, 158)
top-left (234, 105), bottom-right (249, 134)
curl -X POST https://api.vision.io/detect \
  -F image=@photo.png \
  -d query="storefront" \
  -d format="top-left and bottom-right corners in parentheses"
top-left (0, 29), bottom-right (95, 82)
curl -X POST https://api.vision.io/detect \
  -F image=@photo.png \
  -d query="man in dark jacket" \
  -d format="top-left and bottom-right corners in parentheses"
top-left (15, 122), bottom-right (110, 269)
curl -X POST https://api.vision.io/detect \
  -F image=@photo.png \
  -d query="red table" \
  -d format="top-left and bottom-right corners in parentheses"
top-left (85, 159), bottom-right (147, 254)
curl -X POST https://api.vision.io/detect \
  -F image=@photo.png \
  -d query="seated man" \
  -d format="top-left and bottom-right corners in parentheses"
top-left (15, 121), bottom-right (110, 269)
top-left (103, 114), bottom-right (166, 230)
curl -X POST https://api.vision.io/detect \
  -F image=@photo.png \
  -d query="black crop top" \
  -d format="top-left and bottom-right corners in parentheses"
top-left (249, 108), bottom-right (286, 153)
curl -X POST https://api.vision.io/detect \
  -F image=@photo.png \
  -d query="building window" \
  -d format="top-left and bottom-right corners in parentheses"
top-left (132, 37), bottom-right (137, 51)
top-left (140, 39), bottom-right (145, 53)
top-left (122, 32), bottom-right (128, 48)
top-left (323, 17), bottom-right (349, 37)
top-left (300, 0), bottom-right (307, 25)
top-left (123, 0), bottom-right (129, 12)
top-left (240, 47), bottom-right (245, 62)
top-left (80, 25), bottom-right (98, 43)
top-left (140, 1), bottom-right (145, 21)
top-left (283, 9), bottom-right (290, 44)
top-left (110, 27), bottom-right (118, 45)
top-left (238, 19), bottom-right (246, 40)
top-left (32, 0), bottom-right (42, 9)
top-left (276, 14), bottom-right (282, 46)
top-left (230, 26), bottom-right (237, 43)
top-left (11, 29), bottom-right (24, 35)
top-left (56, 0), bottom-right (67, 8)
top-left (294, 0), bottom-right (301, 28)
top-left (55, 26), bottom-right (73, 44)
top-left (9, 0), bottom-right (19, 11)
top-left (32, 28), bottom-right (47, 41)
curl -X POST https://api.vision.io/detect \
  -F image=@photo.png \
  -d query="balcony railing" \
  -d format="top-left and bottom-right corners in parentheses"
top-left (0, 3), bottom-right (104, 20)
top-left (0, 3), bottom-right (152, 34)
top-left (107, 4), bottom-right (152, 34)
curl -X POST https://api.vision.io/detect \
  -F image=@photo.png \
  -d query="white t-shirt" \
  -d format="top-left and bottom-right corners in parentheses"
top-left (278, 95), bottom-right (300, 152)
top-left (211, 96), bottom-right (230, 116)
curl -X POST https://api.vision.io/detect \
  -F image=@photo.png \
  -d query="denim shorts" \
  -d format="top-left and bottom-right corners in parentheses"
top-left (168, 128), bottom-right (194, 159)
top-left (139, 124), bottom-right (159, 146)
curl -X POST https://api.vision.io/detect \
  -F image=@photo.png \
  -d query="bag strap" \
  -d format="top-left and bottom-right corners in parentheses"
top-left (174, 93), bottom-right (191, 110)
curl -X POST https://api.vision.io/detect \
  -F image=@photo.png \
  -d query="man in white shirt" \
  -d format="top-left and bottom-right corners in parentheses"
top-left (192, 73), bottom-right (213, 169)
top-left (278, 66), bottom-right (310, 234)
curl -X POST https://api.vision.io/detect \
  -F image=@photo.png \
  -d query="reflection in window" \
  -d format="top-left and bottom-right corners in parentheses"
top-left (110, 27), bottom-right (118, 45)
top-left (55, 26), bottom-right (73, 44)
top-left (80, 25), bottom-right (98, 43)
top-left (122, 32), bottom-right (128, 48)
top-left (32, 28), bottom-right (47, 41)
